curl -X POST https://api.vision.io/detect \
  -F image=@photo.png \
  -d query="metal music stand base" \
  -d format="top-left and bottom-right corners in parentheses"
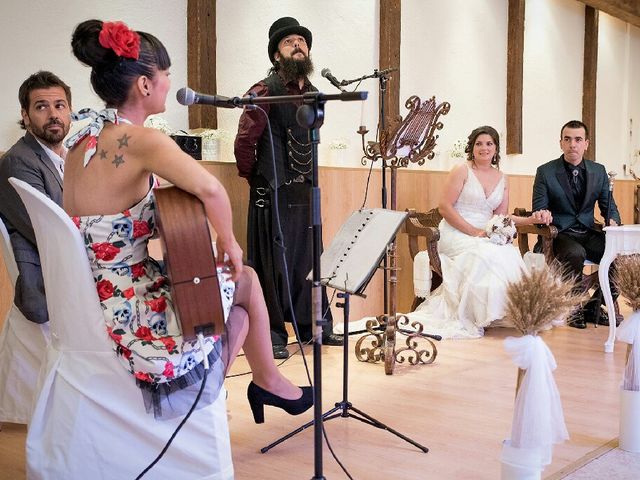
top-left (260, 292), bottom-right (428, 455)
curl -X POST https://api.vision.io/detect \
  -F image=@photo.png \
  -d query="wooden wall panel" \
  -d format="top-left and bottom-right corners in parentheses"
top-left (2, 166), bottom-right (636, 329)
top-left (203, 164), bottom-right (638, 316)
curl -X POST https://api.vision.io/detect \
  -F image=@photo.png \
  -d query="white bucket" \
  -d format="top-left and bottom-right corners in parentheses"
top-left (500, 462), bottom-right (542, 480)
top-left (620, 388), bottom-right (640, 452)
top-left (500, 440), bottom-right (544, 480)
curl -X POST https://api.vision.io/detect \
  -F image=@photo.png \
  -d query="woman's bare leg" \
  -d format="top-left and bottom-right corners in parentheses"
top-left (222, 305), bottom-right (249, 371)
top-left (232, 266), bottom-right (302, 400)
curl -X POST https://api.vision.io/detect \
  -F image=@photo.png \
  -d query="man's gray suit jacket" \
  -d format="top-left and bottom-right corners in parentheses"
top-left (0, 131), bottom-right (63, 324)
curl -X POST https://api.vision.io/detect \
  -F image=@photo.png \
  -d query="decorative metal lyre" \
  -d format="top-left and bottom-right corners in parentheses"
top-left (381, 95), bottom-right (450, 167)
top-left (355, 93), bottom-right (450, 375)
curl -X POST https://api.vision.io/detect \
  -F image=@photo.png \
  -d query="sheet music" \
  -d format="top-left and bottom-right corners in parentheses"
top-left (312, 209), bottom-right (408, 294)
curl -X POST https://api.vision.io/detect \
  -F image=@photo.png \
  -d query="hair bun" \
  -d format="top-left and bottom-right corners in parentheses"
top-left (72, 19), bottom-right (114, 68)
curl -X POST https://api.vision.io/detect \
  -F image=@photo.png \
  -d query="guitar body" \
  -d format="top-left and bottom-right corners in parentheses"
top-left (154, 185), bottom-right (224, 342)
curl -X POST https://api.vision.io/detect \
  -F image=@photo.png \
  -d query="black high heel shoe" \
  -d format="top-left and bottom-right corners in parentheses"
top-left (246, 381), bottom-right (313, 424)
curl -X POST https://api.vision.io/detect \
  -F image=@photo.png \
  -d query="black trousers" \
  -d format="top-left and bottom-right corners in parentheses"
top-left (553, 229), bottom-right (617, 309)
top-left (247, 177), bottom-right (333, 346)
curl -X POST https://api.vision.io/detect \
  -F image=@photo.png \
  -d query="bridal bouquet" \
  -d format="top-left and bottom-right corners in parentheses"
top-left (485, 214), bottom-right (516, 245)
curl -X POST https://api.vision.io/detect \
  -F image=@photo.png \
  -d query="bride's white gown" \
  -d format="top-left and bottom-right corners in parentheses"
top-left (406, 165), bottom-right (525, 339)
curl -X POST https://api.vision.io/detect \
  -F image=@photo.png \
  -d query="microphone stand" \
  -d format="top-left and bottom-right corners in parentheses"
top-left (340, 68), bottom-right (398, 87)
top-left (222, 89), bottom-right (367, 480)
top-left (352, 70), bottom-right (393, 332)
top-left (298, 94), bottom-right (328, 480)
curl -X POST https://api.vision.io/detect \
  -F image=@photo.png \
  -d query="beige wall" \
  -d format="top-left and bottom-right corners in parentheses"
top-left (0, 0), bottom-right (637, 170)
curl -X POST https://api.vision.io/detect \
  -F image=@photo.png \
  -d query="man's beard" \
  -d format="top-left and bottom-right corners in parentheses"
top-left (30, 118), bottom-right (68, 146)
top-left (279, 53), bottom-right (314, 80)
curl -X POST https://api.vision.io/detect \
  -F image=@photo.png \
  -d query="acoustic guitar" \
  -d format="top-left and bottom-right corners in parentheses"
top-left (154, 184), bottom-right (225, 342)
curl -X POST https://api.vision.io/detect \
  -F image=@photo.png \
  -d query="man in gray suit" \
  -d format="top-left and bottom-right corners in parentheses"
top-left (0, 71), bottom-right (72, 324)
top-left (532, 120), bottom-right (620, 328)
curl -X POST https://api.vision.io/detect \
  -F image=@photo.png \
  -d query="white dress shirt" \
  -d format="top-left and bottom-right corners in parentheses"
top-left (35, 138), bottom-right (66, 179)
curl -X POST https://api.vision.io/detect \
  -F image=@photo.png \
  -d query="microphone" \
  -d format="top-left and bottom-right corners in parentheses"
top-left (321, 69), bottom-right (345, 92)
top-left (176, 87), bottom-right (237, 108)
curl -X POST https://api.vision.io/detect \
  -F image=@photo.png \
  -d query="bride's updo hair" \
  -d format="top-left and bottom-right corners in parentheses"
top-left (465, 125), bottom-right (501, 169)
top-left (71, 19), bottom-right (171, 107)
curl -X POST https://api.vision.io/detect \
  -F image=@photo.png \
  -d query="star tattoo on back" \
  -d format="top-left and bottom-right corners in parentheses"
top-left (112, 154), bottom-right (125, 168)
top-left (117, 133), bottom-right (131, 148)
top-left (99, 149), bottom-right (108, 160)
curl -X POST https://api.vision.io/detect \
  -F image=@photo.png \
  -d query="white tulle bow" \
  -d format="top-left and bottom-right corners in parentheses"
top-left (501, 335), bottom-right (568, 471)
top-left (616, 311), bottom-right (640, 345)
top-left (616, 311), bottom-right (640, 391)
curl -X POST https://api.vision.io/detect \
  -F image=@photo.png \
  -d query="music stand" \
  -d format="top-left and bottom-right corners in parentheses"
top-left (260, 209), bottom-right (429, 455)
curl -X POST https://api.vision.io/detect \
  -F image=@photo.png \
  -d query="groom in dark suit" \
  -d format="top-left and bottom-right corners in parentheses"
top-left (0, 71), bottom-right (72, 324)
top-left (532, 120), bottom-right (620, 329)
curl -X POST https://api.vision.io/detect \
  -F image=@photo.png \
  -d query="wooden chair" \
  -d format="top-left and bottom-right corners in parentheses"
top-left (513, 207), bottom-right (618, 320)
top-left (403, 208), bottom-right (443, 310)
top-left (512, 207), bottom-right (559, 265)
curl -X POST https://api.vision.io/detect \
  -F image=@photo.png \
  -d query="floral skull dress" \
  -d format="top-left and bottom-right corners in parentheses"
top-left (74, 188), bottom-right (235, 386)
top-left (66, 109), bottom-right (236, 417)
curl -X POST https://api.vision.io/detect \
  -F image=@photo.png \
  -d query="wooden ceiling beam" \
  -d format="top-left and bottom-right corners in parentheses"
top-left (506, 0), bottom-right (525, 155)
top-left (577, 0), bottom-right (640, 28)
top-left (379, 0), bottom-right (401, 133)
top-left (583, 6), bottom-right (599, 161)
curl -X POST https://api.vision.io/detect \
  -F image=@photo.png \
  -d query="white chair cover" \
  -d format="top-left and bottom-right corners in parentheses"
top-left (0, 216), bottom-right (49, 424)
top-left (9, 178), bottom-right (233, 480)
top-left (413, 250), bottom-right (432, 299)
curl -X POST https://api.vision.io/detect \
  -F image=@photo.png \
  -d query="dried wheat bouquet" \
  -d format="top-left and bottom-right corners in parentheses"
top-left (614, 254), bottom-right (640, 392)
top-left (504, 263), bottom-right (585, 336)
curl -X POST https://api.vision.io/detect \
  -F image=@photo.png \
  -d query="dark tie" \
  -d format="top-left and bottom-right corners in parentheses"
top-left (571, 169), bottom-right (581, 203)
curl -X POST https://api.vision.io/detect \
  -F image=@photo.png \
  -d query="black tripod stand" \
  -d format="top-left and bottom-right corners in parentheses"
top-left (260, 291), bottom-right (428, 454)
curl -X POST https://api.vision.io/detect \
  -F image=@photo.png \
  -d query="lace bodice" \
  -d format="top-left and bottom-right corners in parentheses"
top-left (454, 165), bottom-right (505, 229)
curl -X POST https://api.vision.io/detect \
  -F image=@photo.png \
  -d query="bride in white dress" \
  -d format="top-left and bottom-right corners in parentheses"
top-left (407, 126), bottom-right (552, 339)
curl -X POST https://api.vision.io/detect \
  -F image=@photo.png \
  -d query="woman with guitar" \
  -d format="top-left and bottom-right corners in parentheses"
top-left (62, 19), bottom-right (311, 422)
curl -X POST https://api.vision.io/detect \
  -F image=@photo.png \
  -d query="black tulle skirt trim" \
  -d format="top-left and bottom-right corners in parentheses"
top-left (136, 339), bottom-right (227, 420)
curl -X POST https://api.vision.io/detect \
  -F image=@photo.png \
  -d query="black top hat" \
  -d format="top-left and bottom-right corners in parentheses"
top-left (267, 17), bottom-right (312, 63)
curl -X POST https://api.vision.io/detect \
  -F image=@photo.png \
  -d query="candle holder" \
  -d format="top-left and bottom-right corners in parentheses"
top-left (354, 95), bottom-right (450, 374)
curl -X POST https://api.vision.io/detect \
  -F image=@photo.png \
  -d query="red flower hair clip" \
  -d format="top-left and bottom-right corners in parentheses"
top-left (99, 21), bottom-right (140, 60)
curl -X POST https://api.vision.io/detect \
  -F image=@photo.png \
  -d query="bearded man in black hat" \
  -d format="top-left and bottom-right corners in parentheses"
top-left (234, 17), bottom-right (342, 359)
